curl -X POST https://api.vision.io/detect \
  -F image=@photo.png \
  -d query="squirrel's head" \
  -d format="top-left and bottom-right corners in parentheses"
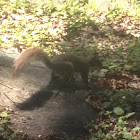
top-left (88, 52), bottom-right (102, 68)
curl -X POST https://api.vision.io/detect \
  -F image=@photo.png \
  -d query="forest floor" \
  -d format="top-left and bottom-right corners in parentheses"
top-left (0, 48), bottom-right (97, 140)
top-left (1, 1), bottom-right (140, 139)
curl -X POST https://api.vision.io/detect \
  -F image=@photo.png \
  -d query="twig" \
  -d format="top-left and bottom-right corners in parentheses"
top-left (0, 83), bottom-right (21, 108)
top-left (53, 90), bottom-right (60, 97)
top-left (3, 92), bottom-right (21, 109)
top-left (0, 82), bottom-right (13, 89)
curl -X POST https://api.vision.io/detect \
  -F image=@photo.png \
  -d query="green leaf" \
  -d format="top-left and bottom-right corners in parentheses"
top-left (97, 130), bottom-right (103, 138)
top-left (106, 132), bottom-right (112, 140)
top-left (93, 42), bottom-right (98, 48)
top-left (131, 127), bottom-right (140, 133)
top-left (123, 132), bottom-right (132, 140)
top-left (0, 112), bottom-right (8, 118)
top-left (10, 131), bottom-right (19, 138)
top-left (1, 119), bottom-right (8, 124)
top-left (125, 112), bottom-right (135, 119)
top-left (105, 111), bottom-right (112, 115)
top-left (118, 119), bottom-right (125, 129)
top-left (102, 102), bottom-right (111, 109)
top-left (123, 127), bottom-right (127, 132)
top-left (133, 136), bottom-right (140, 140)
top-left (113, 107), bottom-right (124, 115)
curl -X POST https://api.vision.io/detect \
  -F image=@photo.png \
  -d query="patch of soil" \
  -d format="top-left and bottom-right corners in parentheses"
top-left (0, 49), bottom-right (97, 140)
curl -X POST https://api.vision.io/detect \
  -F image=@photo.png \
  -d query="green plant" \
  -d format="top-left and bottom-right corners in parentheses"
top-left (0, 111), bottom-right (18, 140)
top-left (100, 89), bottom-right (138, 112)
top-left (107, 6), bottom-right (124, 20)
top-left (88, 88), bottom-right (140, 139)
top-left (89, 110), bottom-right (140, 140)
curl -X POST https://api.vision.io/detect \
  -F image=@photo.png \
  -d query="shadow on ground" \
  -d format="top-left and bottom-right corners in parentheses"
top-left (18, 77), bottom-right (89, 110)
top-left (16, 79), bottom-right (97, 139)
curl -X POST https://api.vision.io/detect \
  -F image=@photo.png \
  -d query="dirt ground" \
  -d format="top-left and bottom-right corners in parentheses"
top-left (0, 49), bottom-right (97, 140)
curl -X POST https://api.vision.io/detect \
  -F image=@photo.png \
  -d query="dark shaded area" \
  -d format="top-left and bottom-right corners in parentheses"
top-left (17, 87), bottom-right (96, 139)
top-left (0, 136), bottom-right (6, 140)
top-left (18, 77), bottom-right (90, 110)
top-left (17, 85), bottom-right (54, 110)
top-left (16, 78), bottom-right (97, 139)
top-left (51, 98), bottom-right (95, 139)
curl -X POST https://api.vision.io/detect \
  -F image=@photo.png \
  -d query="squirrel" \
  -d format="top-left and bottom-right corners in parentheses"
top-left (12, 48), bottom-right (102, 87)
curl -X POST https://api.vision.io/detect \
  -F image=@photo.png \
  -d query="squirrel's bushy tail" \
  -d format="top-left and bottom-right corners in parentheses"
top-left (12, 48), bottom-right (51, 78)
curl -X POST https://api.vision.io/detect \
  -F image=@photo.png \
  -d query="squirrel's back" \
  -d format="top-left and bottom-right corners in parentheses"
top-left (52, 53), bottom-right (90, 72)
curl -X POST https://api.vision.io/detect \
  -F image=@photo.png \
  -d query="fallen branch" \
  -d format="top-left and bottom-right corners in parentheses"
top-left (0, 83), bottom-right (21, 108)
top-left (0, 82), bottom-right (13, 89)
top-left (3, 92), bottom-right (21, 109)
